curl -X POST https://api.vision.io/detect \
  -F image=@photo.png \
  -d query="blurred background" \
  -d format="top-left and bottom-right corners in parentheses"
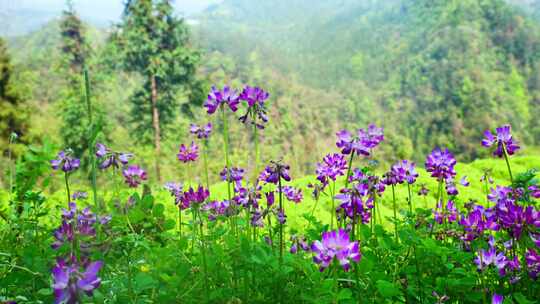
top-left (0, 0), bottom-right (539, 186)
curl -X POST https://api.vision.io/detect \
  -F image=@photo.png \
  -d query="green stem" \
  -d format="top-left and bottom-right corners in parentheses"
top-left (64, 173), bottom-right (71, 204)
top-left (407, 183), bottom-right (413, 214)
top-left (429, 179), bottom-right (444, 237)
top-left (502, 143), bottom-right (514, 184)
top-left (330, 181), bottom-right (336, 230)
top-left (178, 208), bottom-right (182, 237)
top-left (344, 151), bottom-right (355, 188)
top-left (253, 122), bottom-right (260, 183)
top-left (221, 105), bottom-right (232, 202)
top-left (203, 140), bottom-right (210, 190)
top-left (391, 184), bottom-right (398, 241)
top-left (278, 175), bottom-right (284, 265)
top-left (83, 69), bottom-right (99, 210)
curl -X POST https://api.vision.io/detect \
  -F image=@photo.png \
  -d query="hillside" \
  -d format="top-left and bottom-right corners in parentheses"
top-left (197, 0), bottom-right (540, 161)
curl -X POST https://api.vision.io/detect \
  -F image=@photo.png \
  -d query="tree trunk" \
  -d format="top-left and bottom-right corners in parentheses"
top-left (151, 75), bottom-right (162, 182)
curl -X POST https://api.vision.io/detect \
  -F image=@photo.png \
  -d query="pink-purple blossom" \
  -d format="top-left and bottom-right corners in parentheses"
top-left (311, 229), bottom-right (361, 272)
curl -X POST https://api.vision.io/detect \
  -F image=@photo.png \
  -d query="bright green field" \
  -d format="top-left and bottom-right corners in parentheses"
top-left (8, 155), bottom-right (536, 232)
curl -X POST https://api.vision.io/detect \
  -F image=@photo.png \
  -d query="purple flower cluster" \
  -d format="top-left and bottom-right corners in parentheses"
top-left (335, 182), bottom-right (374, 224)
top-left (204, 86), bottom-right (239, 114)
top-left (482, 125), bottom-right (520, 157)
top-left (177, 142), bottom-right (199, 163)
top-left (316, 153), bottom-right (347, 186)
top-left (290, 235), bottom-right (309, 254)
top-left (190, 123), bottom-right (212, 139)
top-left (202, 200), bottom-right (232, 221)
top-left (283, 186), bottom-right (303, 204)
top-left (52, 257), bottom-right (103, 304)
top-left (336, 124), bottom-right (384, 156)
top-left (51, 202), bottom-right (109, 303)
top-left (220, 166), bottom-right (245, 189)
top-left (458, 205), bottom-right (499, 242)
top-left (425, 148), bottom-right (457, 181)
top-left (122, 165), bottom-right (147, 188)
top-left (259, 162), bottom-right (291, 184)
top-left (171, 185), bottom-right (210, 210)
top-left (433, 200), bottom-right (458, 224)
top-left (95, 143), bottom-right (133, 170)
top-left (311, 229), bottom-right (361, 272)
top-left (383, 160), bottom-right (418, 186)
top-left (51, 150), bottom-right (80, 173)
top-left (238, 86), bottom-right (270, 129)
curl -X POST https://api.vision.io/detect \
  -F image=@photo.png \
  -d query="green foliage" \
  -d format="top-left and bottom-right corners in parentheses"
top-left (113, 0), bottom-right (200, 143)
top-left (0, 37), bottom-right (30, 158)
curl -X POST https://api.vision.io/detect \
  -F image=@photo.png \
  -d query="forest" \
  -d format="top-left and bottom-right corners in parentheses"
top-left (0, 0), bottom-right (539, 303)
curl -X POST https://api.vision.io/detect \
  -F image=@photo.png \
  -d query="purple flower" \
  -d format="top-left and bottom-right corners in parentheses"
top-left (220, 166), bottom-right (245, 189)
top-left (179, 185), bottom-right (210, 209)
top-left (425, 148), bottom-right (457, 181)
top-left (445, 179), bottom-right (459, 196)
top-left (203, 200), bottom-right (231, 220)
top-left (460, 176), bottom-right (470, 187)
top-left (418, 184), bottom-right (429, 196)
top-left (311, 229), bottom-right (361, 272)
top-left (95, 143), bottom-right (133, 170)
top-left (72, 191), bottom-right (88, 201)
top-left (393, 160), bottom-right (419, 184)
top-left (335, 183), bottom-right (373, 224)
top-left (190, 123), bottom-right (212, 139)
top-left (316, 153), bottom-right (347, 186)
top-left (260, 162), bottom-right (291, 184)
top-left (277, 209), bottom-right (286, 224)
top-left (492, 294), bottom-right (503, 304)
top-left (283, 186), bottom-right (303, 203)
top-left (336, 124), bottom-right (384, 156)
top-left (265, 191), bottom-right (275, 207)
top-left (51, 150), bottom-right (80, 173)
top-left (234, 184), bottom-right (262, 209)
top-left (529, 185), bottom-right (540, 198)
top-left (238, 86), bottom-right (270, 129)
top-left (482, 125), bottom-right (520, 157)
top-left (52, 203), bottom-right (104, 250)
top-left (525, 248), bottom-right (540, 279)
top-left (177, 142), bottom-right (199, 163)
top-left (290, 235), bottom-right (309, 254)
top-left (459, 205), bottom-right (500, 242)
top-left (433, 200), bottom-right (458, 224)
top-left (204, 85), bottom-right (239, 114)
top-left (122, 165), bottom-right (147, 188)
top-left (52, 258), bottom-right (102, 304)
top-left (239, 86), bottom-right (269, 107)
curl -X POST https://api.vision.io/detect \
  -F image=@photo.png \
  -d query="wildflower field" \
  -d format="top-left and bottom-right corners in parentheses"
top-left (2, 1), bottom-right (540, 303)
top-left (1, 80), bottom-right (539, 304)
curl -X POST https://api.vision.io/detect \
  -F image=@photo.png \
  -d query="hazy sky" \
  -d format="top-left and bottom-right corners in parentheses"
top-left (1, 0), bottom-right (221, 23)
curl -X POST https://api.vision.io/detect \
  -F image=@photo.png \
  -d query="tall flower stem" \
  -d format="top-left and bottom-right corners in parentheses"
top-left (64, 173), bottom-right (71, 204)
top-left (407, 183), bottom-right (413, 214)
top-left (429, 179), bottom-right (444, 237)
top-left (83, 69), bottom-right (99, 210)
top-left (344, 152), bottom-right (355, 188)
top-left (203, 140), bottom-right (210, 190)
top-left (253, 121), bottom-right (260, 183)
top-left (391, 184), bottom-right (398, 241)
top-left (178, 208), bottom-right (182, 237)
top-left (502, 143), bottom-right (514, 184)
top-left (330, 181), bottom-right (336, 230)
top-left (197, 210), bottom-right (210, 301)
top-left (278, 174), bottom-right (284, 265)
top-left (221, 106), bottom-right (232, 201)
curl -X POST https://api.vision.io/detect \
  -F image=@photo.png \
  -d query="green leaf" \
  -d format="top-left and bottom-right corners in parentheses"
top-left (513, 293), bottom-right (534, 304)
top-left (376, 280), bottom-right (401, 298)
top-left (163, 219), bottom-right (176, 230)
top-left (134, 272), bottom-right (157, 292)
top-left (337, 288), bottom-right (353, 300)
top-left (153, 203), bottom-right (165, 216)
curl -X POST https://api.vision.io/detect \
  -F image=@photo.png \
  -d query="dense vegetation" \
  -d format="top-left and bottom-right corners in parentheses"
top-left (0, 0), bottom-right (539, 303)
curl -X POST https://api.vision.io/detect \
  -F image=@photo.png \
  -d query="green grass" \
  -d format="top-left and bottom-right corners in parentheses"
top-left (2, 155), bottom-right (538, 231)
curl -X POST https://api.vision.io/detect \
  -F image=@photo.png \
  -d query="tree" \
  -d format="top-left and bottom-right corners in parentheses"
top-left (114, 0), bottom-right (200, 181)
top-left (0, 38), bottom-right (29, 158)
top-left (58, 0), bottom-right (90, 157)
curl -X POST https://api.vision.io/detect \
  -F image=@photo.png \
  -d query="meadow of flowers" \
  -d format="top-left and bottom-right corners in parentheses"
top-left (1, 84), bottom-right (539, 304)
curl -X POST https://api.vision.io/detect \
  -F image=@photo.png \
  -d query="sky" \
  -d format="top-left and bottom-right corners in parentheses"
top-left (0, 0), bottom-right (221, 25)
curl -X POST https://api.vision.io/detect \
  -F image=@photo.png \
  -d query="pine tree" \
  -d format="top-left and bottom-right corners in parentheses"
top-left (114, 0), bottom-right (200, 181)
top-left (58, 0), bottom-right (90, 158)
top-left (0, 38), bottom-right (29, 157)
